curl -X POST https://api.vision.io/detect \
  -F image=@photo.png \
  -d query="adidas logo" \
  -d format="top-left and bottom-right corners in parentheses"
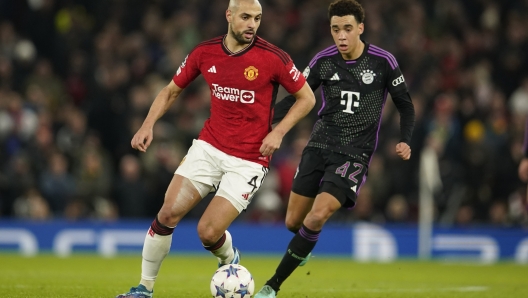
top-left (208, 66), bottom-right (217, 73)
top-left (330, 73), bottom-right (340, 80)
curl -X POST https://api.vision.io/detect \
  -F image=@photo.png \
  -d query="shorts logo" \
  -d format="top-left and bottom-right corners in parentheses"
top-left (242, 193), bottom-right (250, 200)
top-left (212, 83), bottom-right (255, 104)
top-left (244, 66), bottom-right (258, 81)
top-left (360, 69), bottom-right (375, 84)
top-left (392, 75), bottom-right (405, 86)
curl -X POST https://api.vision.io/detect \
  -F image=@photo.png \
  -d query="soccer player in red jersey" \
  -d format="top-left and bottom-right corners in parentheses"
top-left (116, 0), bottom-right (316, 297)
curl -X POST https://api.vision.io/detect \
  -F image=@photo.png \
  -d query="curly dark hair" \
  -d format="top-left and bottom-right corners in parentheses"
top-left (328, 0), bottom-right (365, 24)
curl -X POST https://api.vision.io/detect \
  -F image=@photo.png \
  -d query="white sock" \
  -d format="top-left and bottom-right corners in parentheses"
top-left (210, 230), bottom-right (234, 265)
top-left (139, 230), bottom-right (173, 291)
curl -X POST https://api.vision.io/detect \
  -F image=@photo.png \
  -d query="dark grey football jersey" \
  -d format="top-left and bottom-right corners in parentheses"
top-left (274, 42), bottom-right (413, 164)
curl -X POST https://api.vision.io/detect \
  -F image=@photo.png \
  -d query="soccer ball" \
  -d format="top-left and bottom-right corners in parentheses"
top-left (210, 264), bottom-right (255, 298)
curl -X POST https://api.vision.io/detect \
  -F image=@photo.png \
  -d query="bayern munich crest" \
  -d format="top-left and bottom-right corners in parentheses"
top-left (360, 69), bottom-right (375, 84)
top-left (244, 66), bottom-right (258, 81)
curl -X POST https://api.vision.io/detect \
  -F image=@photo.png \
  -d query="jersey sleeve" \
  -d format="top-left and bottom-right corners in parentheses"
top-left (392, 92), bottom-right (415, 144)
top-left (275, 58), bottom-right (306, 95)
top-left (273, 64), bottom-right (322, 124)
top-left (172, 50), bottom-right (201, 89)
top-left (385, 60), bottom-right (415, 144)
top-left (386, 64), bottom-right (408, 97)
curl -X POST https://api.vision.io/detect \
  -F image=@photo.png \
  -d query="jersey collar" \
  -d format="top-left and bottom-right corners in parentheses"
top-left (337, 40), bottom-right (368, 68)
top-left (221, 34), bottom-right (257, 57)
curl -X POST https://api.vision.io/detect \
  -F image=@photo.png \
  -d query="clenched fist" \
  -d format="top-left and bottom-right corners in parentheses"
top-left (396, 142), bottom-right (411, 160)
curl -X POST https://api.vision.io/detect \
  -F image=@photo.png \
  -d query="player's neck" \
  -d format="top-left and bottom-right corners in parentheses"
top-left (224, 34), bottom-right (253, 53)
top-left (341, 40), bottom-right (364, 61)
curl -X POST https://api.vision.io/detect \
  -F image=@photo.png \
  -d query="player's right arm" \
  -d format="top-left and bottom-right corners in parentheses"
top-left (272, 65), bottom-right (321, 124)
top-left (132, 50), bottom-right (201, 152)
top-left (261, 82), bottom-right (315, 156)
top-left (131, 81), bottom-right (183, 152)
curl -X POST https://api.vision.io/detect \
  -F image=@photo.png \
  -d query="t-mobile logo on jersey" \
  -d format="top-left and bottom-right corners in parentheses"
top-left (211, 83), bottom-right (255, 104)
top-left (340, 91), bottom-right (360, 114)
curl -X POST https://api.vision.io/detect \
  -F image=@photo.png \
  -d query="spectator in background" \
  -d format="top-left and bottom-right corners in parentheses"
top-left (0, 154), bottom-right (35, 216)
top-left (12, 188), bottom-right (50, 220)
top-left (518, 119), bottom-right (528, 183)
top-left (0, 0), bottom-right (527, 227)
top-left (113, 154), bottom-right (148, 218)
top-left (39, 152), bottom-right (76, 216)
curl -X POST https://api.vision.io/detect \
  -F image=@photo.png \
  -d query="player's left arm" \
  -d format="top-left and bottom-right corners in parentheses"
top-left (387, 66), bottom-right (415, 161)
top-left (260, 60), bottom-right (316, 156)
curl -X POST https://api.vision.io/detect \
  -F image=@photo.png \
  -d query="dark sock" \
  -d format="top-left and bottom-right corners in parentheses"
top-left (266, 224), bottom-right (320, 292)
top-left (149, 216), bottom-right (174, 236)
top-left (203, 232), bottom-right (226, 251)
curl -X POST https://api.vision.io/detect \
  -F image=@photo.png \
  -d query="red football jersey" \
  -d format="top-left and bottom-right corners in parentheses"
top-left (172, 35), bottom-right (306, 167)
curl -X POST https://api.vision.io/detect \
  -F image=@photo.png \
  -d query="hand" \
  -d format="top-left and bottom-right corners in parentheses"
top-left (260, 130), bottom-right (283, 157)
top-left (131, 126), bottom-right (153, 152)
top-left (396, 142), bottom-right (411, 160)
top-left (519, 158), bottom-right (528, 182)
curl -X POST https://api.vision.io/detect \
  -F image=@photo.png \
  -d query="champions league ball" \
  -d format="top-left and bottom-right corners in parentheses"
top-left (210, 264), bottom-right (255, 298)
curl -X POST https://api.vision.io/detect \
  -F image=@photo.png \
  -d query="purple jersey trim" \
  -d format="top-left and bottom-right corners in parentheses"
top-left (369, 45), bottom-right (398, 66)
top-left (309, 46), bottom-right (338, 68)
top-left (368, 46), bottom-right (397, 70)
top-left (309, 45), bottom-right (336, 64)
top-left (318, 88), bottom-right (327, 115)
top-left (355, 88), bottom-right (388, 198)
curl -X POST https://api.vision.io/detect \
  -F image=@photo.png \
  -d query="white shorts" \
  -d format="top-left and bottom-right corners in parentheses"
top-left (175, 139), bottom-right (269, 212)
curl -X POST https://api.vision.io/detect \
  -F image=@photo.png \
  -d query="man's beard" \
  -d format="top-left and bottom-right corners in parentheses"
top-left (229, 26), bottom-right (254, 44)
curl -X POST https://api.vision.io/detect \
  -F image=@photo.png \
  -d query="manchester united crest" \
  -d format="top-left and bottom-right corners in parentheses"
top-left (244, 66), bottom-right (258, 81)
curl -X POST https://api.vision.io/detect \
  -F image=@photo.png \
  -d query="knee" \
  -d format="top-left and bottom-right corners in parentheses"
top-left (304, 209), bottom-right (332, 230)
top-left (157, 205), bottom-right (179, 227)
top-left (285, 217), bottom-right (302, 234)
top-left (197, 221), bottom-right (221, 246)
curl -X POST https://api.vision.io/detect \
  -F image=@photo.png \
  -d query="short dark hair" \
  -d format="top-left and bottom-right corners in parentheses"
top-left (328, 0), bottom-right (365, 24)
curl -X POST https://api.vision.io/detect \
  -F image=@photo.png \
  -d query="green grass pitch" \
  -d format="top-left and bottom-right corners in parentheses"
top-left (0, 254), bottom-right (526, 297)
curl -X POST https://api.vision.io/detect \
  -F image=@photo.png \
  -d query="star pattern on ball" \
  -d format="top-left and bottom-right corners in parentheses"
top-left (214, 283), bottom-right (229, 298)
top-left (235, 283), bottom-right (249, 296)
top-left (222, 265), bottom-right (240, 278)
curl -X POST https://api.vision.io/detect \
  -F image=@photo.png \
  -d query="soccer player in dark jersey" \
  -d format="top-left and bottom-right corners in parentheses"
top-left (518, 119), bottom-right (528, 182)
top-left (255, 0), bottom-right (414, 297)
top-left (116, 0), bottom-right (315, 297)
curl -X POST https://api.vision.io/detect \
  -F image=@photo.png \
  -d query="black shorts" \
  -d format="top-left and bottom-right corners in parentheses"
top-left (291, 146), bottom-right (369, 208)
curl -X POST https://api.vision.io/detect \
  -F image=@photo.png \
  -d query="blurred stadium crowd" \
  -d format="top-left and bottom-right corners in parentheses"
top-left (0, 0), bottom-right (527, 226)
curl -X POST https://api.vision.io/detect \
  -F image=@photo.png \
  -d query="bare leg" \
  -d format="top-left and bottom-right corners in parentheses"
top-left (197, 195), bottom-right (240, 264)
top-left (140, 174), bottom-right (204, 290)
top-left (284, 191), bottom-right (314, 233)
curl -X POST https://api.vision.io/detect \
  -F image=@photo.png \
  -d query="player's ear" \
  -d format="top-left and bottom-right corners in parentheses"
top-left (226, 9), bottom-right (232, 23)
top-left (358, 23), bottom-right (364, 35)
